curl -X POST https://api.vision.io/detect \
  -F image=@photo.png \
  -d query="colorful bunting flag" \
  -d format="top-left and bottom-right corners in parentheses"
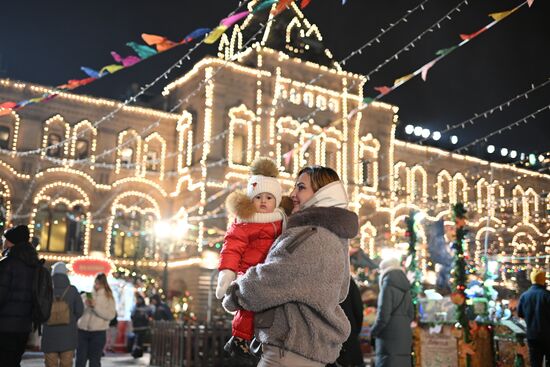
top-left (393, 73), bottom-right (414, 87)
top-left (459, 27), bottom-right (488, 41)
top-left (301, 0), bottom-right (312, 9)
top-left (58, 77), bottom-right (96, 90)
top-left (220, 11), bottom-right (250, 28)
top-left (283, 150), bottom-right (293, 167)
top-left (435, 46), bottom-right (458, 56)
top-left (99, 64), bottom-right (125, 75)
top-left (527, 0), bottom-right (534, 7)
top-left (81, 67), bottom-right (100, 78)
top-left (126, 42), bottom-right (157, 59)
top-left (183, 28), bottom-right (211, 43)
top-left (142, 33), bottom-right (179, 52)
top-left (111, 52), bottom-right (141, 67)
top-left (489, 9), bottom-right (515, 22)
top-left (253, 0), bottom-right (277, 13)
top-left (421, 60), bottom-right (437, 81)
top-left (362, 97), bottom-right (374, 104)
top-left (0, 102), bottom-right (17, 110)
top-left (374, 86), bottom-right (391, 95)
top-left (273, 0), bottom-right (294, 15)
top-left (204, 25), bottom-right (229, 44)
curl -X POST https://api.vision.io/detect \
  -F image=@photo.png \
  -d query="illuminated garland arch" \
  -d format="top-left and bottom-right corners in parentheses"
top-left (360, 221), bottom-right (377, 257)
top-left (437, 170), bottom-right (453, 205)
top-left (70, 120), bottom-right (97, 168)
top-left (227, 104), bottom-right (255, 170)
top-left (453, 172), bottom-right (468, 203)
top-left (0, 110), bottom-right (21, 152)
top-left (115, 128), bottom-right (142, 174)
top-left (41, 114), bottom-right (71, 159)
top-left (176, 111), bottom-right (193, 172)
top-left (104, 191), bottom-right (161, 257)
top-left (142, 132), bottom-right (167, 180)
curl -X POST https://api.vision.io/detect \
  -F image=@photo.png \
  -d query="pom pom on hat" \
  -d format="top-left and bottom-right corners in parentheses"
top-left (247, 158), bottom-right (282, 207)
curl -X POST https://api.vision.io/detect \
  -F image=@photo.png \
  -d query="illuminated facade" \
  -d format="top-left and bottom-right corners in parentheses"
top-left (0, 2), bottom-right (548, 317)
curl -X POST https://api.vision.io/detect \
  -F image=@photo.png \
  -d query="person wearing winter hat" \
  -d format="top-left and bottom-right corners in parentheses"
top-left (223, 165), bottom-right (359, 366)
top-left (518, 269), bottom-right (550, 367)
top-left (0, 224), bottom-right (40, 366)
top-left (41, 262), bottom-right (84, 367)
top-left (216, 157), bottom-right (289, 361)
top-left (371, 257), bottom-right (414, 367)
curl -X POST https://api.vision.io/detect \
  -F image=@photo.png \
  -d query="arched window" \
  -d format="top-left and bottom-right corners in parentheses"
top-left (228, 105), bottom-right (254, 167)
top-left (142, 133), bottom-right (166, 179)
top-left (71, 120), bottom-right (97, 166)
top-left (110, 210), bottom-right (156, 258)
top-left (115, 129), bottom-right (141, 174)
top-left (176, 111), bottom-right (193, 172)
top-left (409, 166), bottom-right (427, 202)
top-left (393, 162), bottom-right (408, 197)
top-left (437, 170), bottom-right (453, 205)
top-left (42, 115), bottom-right (70, 159)
top-left (0, 110), bottom-right (21, 151)
top-left (34, 202), bottom-right (86, 253)
top-left (453, 173), bottom-right (468, 203)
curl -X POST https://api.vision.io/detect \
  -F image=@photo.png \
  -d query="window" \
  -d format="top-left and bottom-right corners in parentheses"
top-left (75, 139), bottom-right (89, 159)
top-left (0, 126), bottom-right (9, 149)
top-left (111, 211), bottom-right (155, 258)
top-left (46, 133), bottom-right (62, 157)
top-left (121, 148), bottom-right (133, 166)
top-left (362, 160), bottom-right (372, 186)
top-left (34, 203), bottom-right (85, 253)
top-left (232, 134), bottom-right (245, 164)
top-left (145, 151), bottom-right (159, 172)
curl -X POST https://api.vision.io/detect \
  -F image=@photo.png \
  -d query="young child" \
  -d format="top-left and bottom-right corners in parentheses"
top-left (216, 157), bottom-right (290, 358)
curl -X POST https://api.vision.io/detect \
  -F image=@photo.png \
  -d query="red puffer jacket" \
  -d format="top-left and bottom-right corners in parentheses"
top-left (218, 220), bottom-right (282, 274)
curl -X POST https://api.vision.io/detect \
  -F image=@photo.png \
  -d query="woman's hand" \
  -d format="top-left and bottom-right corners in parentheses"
top-left (86, 298), bottom-right (96, 308)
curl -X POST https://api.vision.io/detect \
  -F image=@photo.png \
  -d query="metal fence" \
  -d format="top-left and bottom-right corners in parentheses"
top-left (150, 321), bottom-right (234, 367)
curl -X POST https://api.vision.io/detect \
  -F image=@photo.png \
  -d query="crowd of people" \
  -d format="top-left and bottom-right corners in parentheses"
top-left (0, 159), bottom-right (548, 367)
top-left (0, 224), bottom-right (173, 367)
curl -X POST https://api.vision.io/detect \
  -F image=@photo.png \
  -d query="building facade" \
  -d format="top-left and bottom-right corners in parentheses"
top-left (0, 2), bottom-right (548, 319)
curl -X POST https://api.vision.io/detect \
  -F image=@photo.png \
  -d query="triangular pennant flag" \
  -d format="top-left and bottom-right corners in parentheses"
top-left (141, 33), bottom-right (178, 52)
top-left (362, 97), bottom-right (374, 104)
top-left (393, 73), bottom-right (414, 87)
top-left (283, 149), bottom-right (294, 167)
top-left (374, 86), bottom-right (391, 95)
top-left (489, 9), bottom-right (515, 22)
top-left (300, 139), bottom-right (313, 155)
top-left (126, 42), bottom-right (157, 59)
top-left (111, 52), bottom-right (141, 67)
top-left (527, 0), bottom-right (534, 7)
top-left (435, 46), bottom-right (458, 56)
top-left (81, 67), bottom-right (100, 78)
top-left (204, 25), bottom-right (229, 44)
top-left (58, 77), bottom-right (96, 90)
top-left (301, 0), bottom-right (312, 9)
top-left (272, 0), bottom-right (294, 15)
top-left (0, 101), bottom-right (17, 110)
top-left (253, 0), bottom-right (277, 13)
top-left (421, 60), bottom-right (437, 81)
top-left (99, 64), bottom-right (125, 76)
top-left (183, 28), bottom-right (211, 43)
top-left (459, 26), bottom-right (488, 41)
top-left (221, 11), bottom-right (249, 27)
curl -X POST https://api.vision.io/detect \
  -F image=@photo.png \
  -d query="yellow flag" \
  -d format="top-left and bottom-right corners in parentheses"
top-left (204, 25), bottom-right (229, 44)
top-left (99, 64), bottom-right (124, 75)
top-left (489, 9), bottom-right (515, 22)
top-left (393, 73), bottom-right (414, 86)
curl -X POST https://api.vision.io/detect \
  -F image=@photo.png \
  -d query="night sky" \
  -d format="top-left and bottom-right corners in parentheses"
top-left (1, 0), bottom-right (548, 163)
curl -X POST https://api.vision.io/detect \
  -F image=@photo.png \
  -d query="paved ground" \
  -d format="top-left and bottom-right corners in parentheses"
top-left (21, 352), bottom-right (150, 366)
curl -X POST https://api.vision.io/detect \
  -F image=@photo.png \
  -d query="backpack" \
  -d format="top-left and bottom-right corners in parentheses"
top-left (47, 286), bottom-right (71, 326)
top-left (31, 259), bottom-right (53, 332)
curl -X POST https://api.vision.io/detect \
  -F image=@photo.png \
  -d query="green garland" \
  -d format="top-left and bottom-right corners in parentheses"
top-left (451, 203), bottom-right (471, 367)
top-left (405, 210), bottom-right (423, 318)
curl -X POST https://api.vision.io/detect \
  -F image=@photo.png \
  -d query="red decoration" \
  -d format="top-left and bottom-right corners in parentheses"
top-left (71, 258), bottom-right (113, 277)
top-left (451, 291), bottom-right (466, 305)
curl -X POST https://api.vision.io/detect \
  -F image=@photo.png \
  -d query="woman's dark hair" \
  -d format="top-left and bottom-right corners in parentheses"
top-left (297, 165), bottom-right (340, 192)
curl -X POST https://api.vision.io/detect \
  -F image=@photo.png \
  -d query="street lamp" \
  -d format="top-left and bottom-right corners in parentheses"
top-left (154, 217), bottom-right (189, 296)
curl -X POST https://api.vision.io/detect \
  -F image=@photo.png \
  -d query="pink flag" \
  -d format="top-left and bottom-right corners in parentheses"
top-left (527, 0), bottom-right (534, 7)
top-left (220, 11), bottom-right (250, 27)
top-left (0, 101), bottom-right (17, 110)
top-left (111, 51), bottom-right (141, 67)
top-left (421, 60), bottom-right (437, 81)
top-left (283, 150), bottom-right (293, 167)
top-left (374, 86), bottom-right (391, 95)
top-left (300, 139), bottom-right (313, 156)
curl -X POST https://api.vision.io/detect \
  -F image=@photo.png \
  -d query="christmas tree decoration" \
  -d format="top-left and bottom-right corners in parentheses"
top-left (405, 210), bottom-right (423, 317)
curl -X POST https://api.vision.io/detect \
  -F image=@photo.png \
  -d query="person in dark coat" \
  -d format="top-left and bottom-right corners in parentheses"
top-left (371, 258), bottom-right (413, 367)
top-left (0, 225), bottom-right (39, 367)
top-left (130, 295), bottom-right (152, 357)
top-left (41, 262), bottom-right (84, 367)
top-left (328, 277), bottom-right (365, 367)
top-left (517, 269), bottom-right (550, 367)
top-left (150, 294), bottom-right (173, 321)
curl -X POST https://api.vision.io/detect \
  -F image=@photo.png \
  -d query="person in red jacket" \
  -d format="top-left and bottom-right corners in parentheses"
top-left (216, 157), bottom-right (287, 359)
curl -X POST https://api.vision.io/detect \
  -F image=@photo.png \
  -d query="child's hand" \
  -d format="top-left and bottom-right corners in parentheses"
top-left (216, 270), bottom-right (237, 299)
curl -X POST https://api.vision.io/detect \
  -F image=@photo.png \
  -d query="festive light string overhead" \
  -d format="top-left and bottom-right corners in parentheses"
top-left (0, 0), bottom-right (255, 158)
top-left (11, 16), bottom-right (274, 219)
top-left (350, 0), bottom-right (532, 119)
